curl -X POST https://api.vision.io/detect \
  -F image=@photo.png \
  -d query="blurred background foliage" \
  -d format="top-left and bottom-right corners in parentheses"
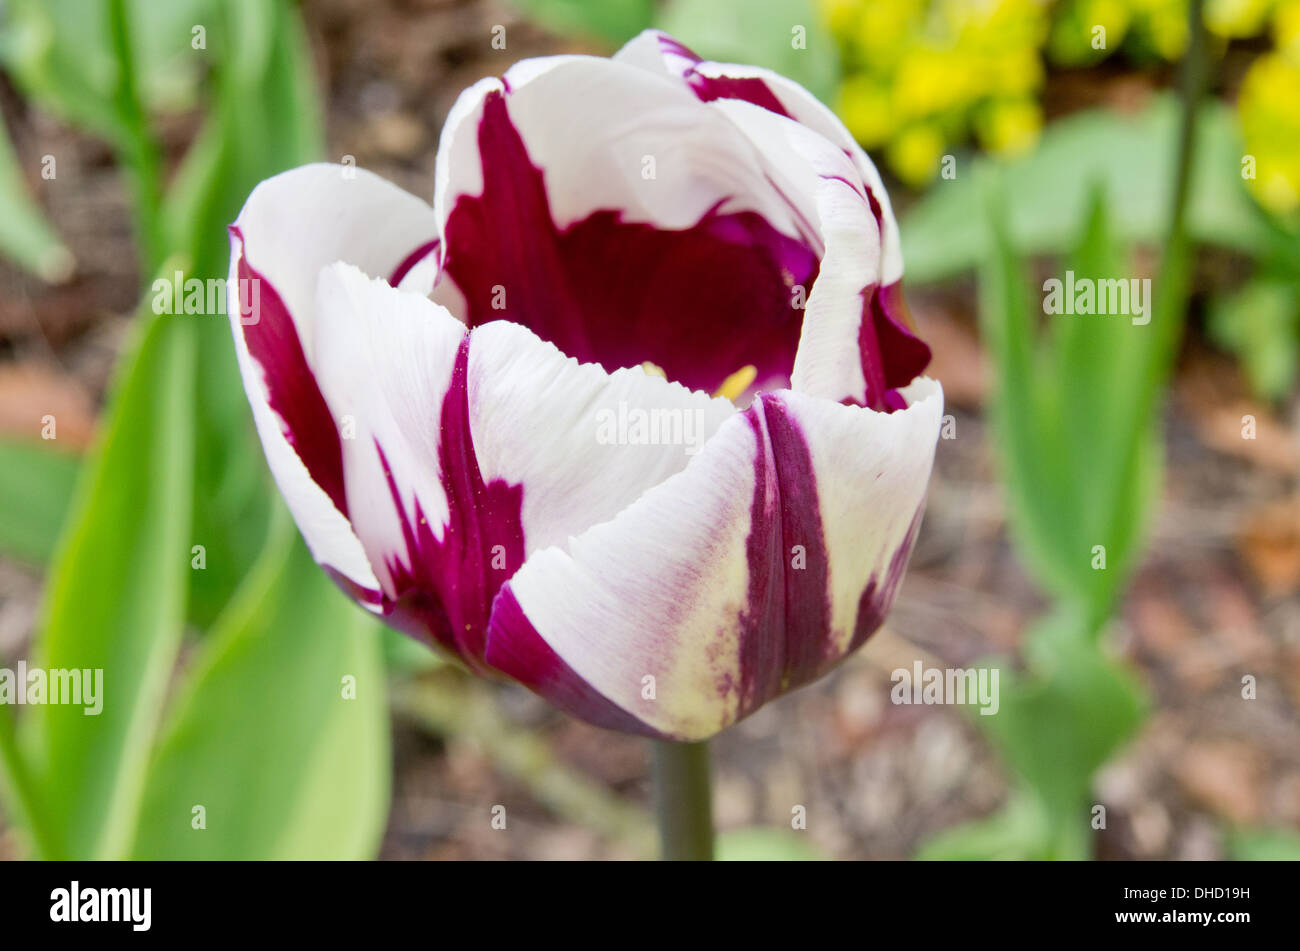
top-left (0, 0), bottom-right (1296, 860)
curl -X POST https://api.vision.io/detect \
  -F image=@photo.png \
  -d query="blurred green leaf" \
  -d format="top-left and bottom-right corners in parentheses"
top-left (1051, 188), bottom-right (1161, 617)
top-left (1209, 276), bottom-right (1300, 402)
top-left (1229, 827), bottom-right (1300, 861)
top-left (0, 116), bottom-right (73, 281)
top-left (658, 0), bottom-right (839, 104)
top-left (976, 184), bottom-right (1082, 605)
top-left (507, 0), bottom-right (654, 46)
top-left (0, 0), bottom-right (123, 140)
top-left (917, 795), bottom-right (1047, 861)
top-left (716, 827), bottom-right (826, 861)
top-left (902, 96), bottom-right (1280, 285)
top-left (981, 619), bottom-right (1146, 859)
top-left (382, 625), bottom-right (444, 674)
top-left (20, 312), bottom-right (196, 859)
top-left (131, 513), bottom-right (389, 860)
top-left (0, 0), bottom-right (214, 139)
top-left (0, 439), bottom-right (80, 565)
top-left (978, 183), bottom-right (1166, 622)
top-left (165, 0), bottom-right (324, 628)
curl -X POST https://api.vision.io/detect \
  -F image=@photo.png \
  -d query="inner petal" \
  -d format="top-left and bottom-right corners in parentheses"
top-left (436, 89), bottom-right (819, 396)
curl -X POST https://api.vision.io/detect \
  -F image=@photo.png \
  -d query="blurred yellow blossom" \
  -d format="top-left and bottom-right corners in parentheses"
top-left (824, 0), bottom-right (1050, 184)
top-left (836, 74), bottom-right (894, 145)
top-left (1274, 0), bottom-right (1300, 56)
top-left (1239, 51), bottom-right (1300, 215)
top-left (826, 0), bottom-right (1288, 192)
top-left (1049, 0), bottom-right (1133, 65)
top-left (976, 98), bottom-right (1043, 155)
top-left (1205, 0), bottom-right (1276, 37)
top-left (887, 123), bottom-right (948, 186)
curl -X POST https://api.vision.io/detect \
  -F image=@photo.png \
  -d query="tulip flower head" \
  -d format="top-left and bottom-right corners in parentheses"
top-left (228, 31), bottom-right (943, 741)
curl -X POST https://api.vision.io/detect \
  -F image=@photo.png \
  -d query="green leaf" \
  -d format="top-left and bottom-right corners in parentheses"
top-left (0, 439), bottom-right (80, 565)
top-left (1229, 827), bottom-right (1300, 861)
top-left (901, 96), bottom-right (1278, 285)
top-left (716, 827), bottom-right (827, 861)
top-left (507, 0), bottom-right (654, 46)
top-left (0, 116), bottom-right (73, 281)
top-left (19, 313), bottom-right (196, 859)
top-left (131, 513), bottom-right (390, 860)
top-left (978, 618), bottom-right (1146, 858)
top-left (164, 0), bottom-right (324, 627)
top-left (382, 625), bottom-right (444, 674)
top-left (1050, 188), bottom-right (1162, 617)
top-left (657, 0), bottom-right (839, 104)
top-left (0, 0), bottom-right (215, 138)
top-left (978, 182), bottom-right (1167, 621)
top-left (916, 795), bottom-right (1047, 861)
top-left (976, 181), bottom-right (1083, 605)
top-left (1208, 277), bottom-right (1300, 402)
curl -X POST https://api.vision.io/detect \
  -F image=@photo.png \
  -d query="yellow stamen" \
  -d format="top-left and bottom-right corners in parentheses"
top-left (713, 364), bottom-right (757, 402)
top-left (640, 361), bottom-right (667, 378)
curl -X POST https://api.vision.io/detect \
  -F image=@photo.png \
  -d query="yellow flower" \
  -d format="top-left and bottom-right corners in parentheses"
top-left (1049, 0), bottom-right (1133, 64)
top-left (888, 123), bottom-right (947, 185)
top-left (1274, 0), bottom-right (1300, 59)
top-left (1239, 51), bottom-right (1300, 214)
top-left (837, 74), bottom-right (895, 146)
top-left (1205, 0), bottom-right (1276, 38)
top-left (1129, 0), bottom-right (1191, 58)
top-left (977, 98), bottom-right (1043, 155)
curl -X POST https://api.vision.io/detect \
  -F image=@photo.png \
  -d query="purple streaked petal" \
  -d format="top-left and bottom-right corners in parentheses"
top-left (314, 264), bottom-right (738, 668)
top-left (857, 281), bottom-right (933, 411)
top-left (312, 263), bottom-right (519, 668)
top-left (437, 88), bottom-right (818, 394)
top-left (484, 409), bottom-right (764, 739)
top-left (228, 163), bottom-right (443, 598)
top-left (466, 318), bottom-right (736, 556)
top-left (650, 34), bottom-right (793, 117)
top-left (702, 100), bottom-right (918, 407)
top-left (232, 227), bottom-right (348, 517)
top-left (483, 379), bottom-right (944, 739)
top-left (616, 30), bottom-right (931, 405)
top-left (616, 29), bottom-right (902, 283)
top-left (389, 238), bottom-right (440, 288)
top-left (487, 586), bottom-right (666, 738)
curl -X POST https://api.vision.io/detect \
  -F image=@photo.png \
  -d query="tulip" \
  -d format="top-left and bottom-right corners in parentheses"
top-left (228, 29), bottom-right (942, 855)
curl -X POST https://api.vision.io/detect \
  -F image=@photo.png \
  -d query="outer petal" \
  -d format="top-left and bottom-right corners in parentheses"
top-left (228, 163), bottom-right (440, 600)
top-left (429, 55), bottom-right (822, 395)
top-left (312, 263), bottom-right (735, 667)
top-left (434, 55), bottom-right (809, 243)
top-left (485, 379), bottom-right (944, 740)
top-left (614, 30), bottom-right (929, 406)
top-left (699, 98), bottom-right (927, 407)
top-left (614, 29), bottom-right (902, 282)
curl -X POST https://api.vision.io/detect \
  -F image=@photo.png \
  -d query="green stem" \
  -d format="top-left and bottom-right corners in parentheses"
top-left (652, 739), bottom-right (714, 860)
top-left (1169, 0), bottom-right (1209, 245)
top-left (1123, 0), bottom-right (1210, 447)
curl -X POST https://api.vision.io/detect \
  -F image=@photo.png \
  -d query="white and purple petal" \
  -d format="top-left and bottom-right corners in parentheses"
top-left (312, 263), bottom-right (735, 668)
top-left (430, 56), bottom-right (823, 396)
top-left (614, 29), bottom-right (929, 407)
top-left (228, 164), bottom-right (441, 602)
top-left (486, 378), bottom-right (944, 740)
